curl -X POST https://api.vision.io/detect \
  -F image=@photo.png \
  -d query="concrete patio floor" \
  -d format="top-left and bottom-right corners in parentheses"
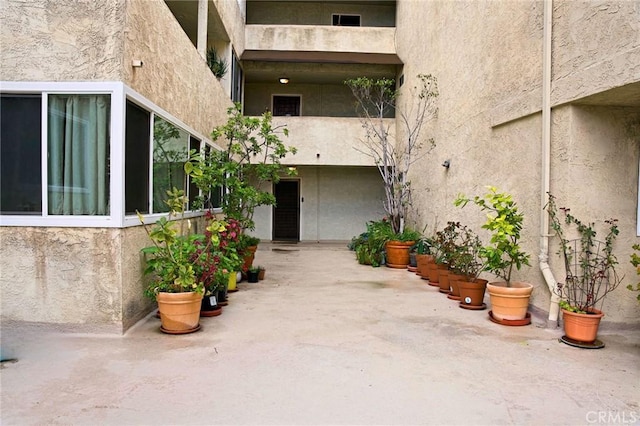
top-left (1, 242), bottom-right (639, 425)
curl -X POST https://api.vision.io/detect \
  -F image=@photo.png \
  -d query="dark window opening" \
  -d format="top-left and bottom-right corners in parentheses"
top-left (188, 136), bottom-right (201, 210)
top-left (273, 96), bottom-right (301, 117)
top-left (125, 100), bottom-right (151, 215)
top-left (0, 94), bottom-right (43, 214)
top-left (332, 14), bottom-right (360, 26)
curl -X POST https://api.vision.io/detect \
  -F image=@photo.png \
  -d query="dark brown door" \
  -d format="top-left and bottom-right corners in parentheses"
top-left (273, 180), bottom-right (300, 241)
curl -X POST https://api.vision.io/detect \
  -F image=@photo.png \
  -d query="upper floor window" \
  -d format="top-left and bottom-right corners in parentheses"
top-left (273, 95), bottom-right (301, 116)
top-left (332, 14), bottom-right (361, 26)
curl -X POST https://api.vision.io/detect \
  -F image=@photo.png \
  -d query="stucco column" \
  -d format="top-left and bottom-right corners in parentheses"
top-left (197, 0), bottom-right (208, 58)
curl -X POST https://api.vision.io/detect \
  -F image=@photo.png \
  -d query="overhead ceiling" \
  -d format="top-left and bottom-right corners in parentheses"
top-left (165, 0), bottom-right (230, 45)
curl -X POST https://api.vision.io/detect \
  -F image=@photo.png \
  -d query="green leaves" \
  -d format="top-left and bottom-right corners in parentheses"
top-left (185, 103), bottom-right (296, 231)
top-left (456, 186), bottom-right (530, 285)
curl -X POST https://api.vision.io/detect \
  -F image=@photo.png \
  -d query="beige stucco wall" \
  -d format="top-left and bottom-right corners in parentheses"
top-left (0, 0), bottom-right (236, 332)
top-left (396, 0), bottom-right (640, 326)
top-left (0, 0), bottom-right (127, 80)
top-left (252, 166), bottom-right (385, 241)
top-left (547, 105), bottom-right (640, 323)
top-left (123, 0), bottom-right (232, 137)
top-left (0, 228), bottom-right (129, 333)
top-left (551, 1), bottom-right (640, 105)
top-left (245, 25), bottom-right (397, 56)
top-left (267, 116), bottom-right (392, 167)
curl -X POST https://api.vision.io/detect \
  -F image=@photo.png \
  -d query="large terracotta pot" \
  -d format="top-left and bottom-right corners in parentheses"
top-left (156, 291), bottom-right (203, 334)
top-left (486, 281), bottom-right (533, 321)
top-left (385, 241), bottom-right (415, 269)
top-left (458, 278), bottom-right (488, 307)
top-left (562, 308), bottom-right (604, 344)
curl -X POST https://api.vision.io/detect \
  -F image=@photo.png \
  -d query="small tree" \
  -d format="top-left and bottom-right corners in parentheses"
top-left (345, 74), bottom-right (438, 235)
top-left (186, 103), bottom-right (297, 232)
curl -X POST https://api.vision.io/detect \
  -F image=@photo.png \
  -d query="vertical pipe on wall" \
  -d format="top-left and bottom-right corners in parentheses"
top-left (197, 0), bottom-right (208, 59)
top-left (539, 0), bottom-right (560, 326)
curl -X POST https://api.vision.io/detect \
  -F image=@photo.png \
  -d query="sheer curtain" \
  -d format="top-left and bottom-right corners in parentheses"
top-left (48, 95), bottom-right (110, 215)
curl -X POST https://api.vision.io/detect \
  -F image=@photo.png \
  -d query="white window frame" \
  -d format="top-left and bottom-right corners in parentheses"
top-left (0, 81), bottom-right (217, 228)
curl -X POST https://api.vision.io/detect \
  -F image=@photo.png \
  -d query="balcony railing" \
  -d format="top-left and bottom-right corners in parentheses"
top-left (243, 25), bottom-right (399, 64)
top-left (266, 116), bottom-right (395, 167)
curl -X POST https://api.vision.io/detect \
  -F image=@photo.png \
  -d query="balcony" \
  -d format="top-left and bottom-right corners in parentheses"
top-left (243, 25), bottom-right (400, 64)
top-left (269, 116), bottom-right (395, 167)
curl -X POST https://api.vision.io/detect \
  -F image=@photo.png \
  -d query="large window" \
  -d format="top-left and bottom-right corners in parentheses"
top-left (1, 82), bottom-right (215, 228)
top-left (152, 116), bottom-right (190, 213)
top-left (48, 94), bottom-right (111, 215)
top-left (0, 93), bottom-right (110, 216)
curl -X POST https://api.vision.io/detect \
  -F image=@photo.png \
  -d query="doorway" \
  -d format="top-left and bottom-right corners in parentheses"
top-left (273, 180), bottom-right (300, 241)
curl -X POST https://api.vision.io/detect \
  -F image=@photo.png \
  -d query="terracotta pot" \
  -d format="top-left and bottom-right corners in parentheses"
top-left (415, 254), bottom-right (434, 278)
top-left (427, 262), bottom-right (446, 284)
top-left (447, 273), bottom-right (464, 299)
top-left (458, 278), bottom-right (488, 307)
top-left (385, 241), bottom-right (415, 269)
top-left (156, 291), bottom-right (203, 334)
top-left (562, 308), bottom-right (604, 344)
top-left (486, 281), bottom-right (533, 321)
top-left (438, 269), bottom-right (450, 294)
top-left (241, 245), bottom-right (258, 272)
top-left (258, 268), bottom-right (266, 280)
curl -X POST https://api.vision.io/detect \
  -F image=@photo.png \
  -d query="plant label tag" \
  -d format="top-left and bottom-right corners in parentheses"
top-left (465, 297), bottom-right (472, 304)
top-left (210, 296), bottom-right (217, 305)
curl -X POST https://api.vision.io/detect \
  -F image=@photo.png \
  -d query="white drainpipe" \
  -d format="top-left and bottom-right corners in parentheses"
top-left (539, 0), bottom-right (561, 326)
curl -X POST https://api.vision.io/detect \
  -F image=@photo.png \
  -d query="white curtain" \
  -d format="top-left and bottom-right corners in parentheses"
top-left (48, 95), bottom-right (110, 215)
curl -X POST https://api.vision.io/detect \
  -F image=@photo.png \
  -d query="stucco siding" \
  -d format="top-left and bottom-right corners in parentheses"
top-left (252, 166), bottom-right (385, 241)
top-left (123, 0), bottom-right (231, 138)
top-left (552, 1), bottom-right (640, 105)
top-left (0, 0), bottom-right (126, 81)
top-left (396, 0), bottom-right (640, 325)
top-left (0, 227), bottom-right (125, 333)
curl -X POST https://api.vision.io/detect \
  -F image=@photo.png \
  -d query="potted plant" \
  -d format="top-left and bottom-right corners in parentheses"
top-left (239, 234), bottom-right (261, 275)
top-left (455, 187), bottom-right (533, 324)
top-left (206, 47), bottom-right (228, 79)
top-left (247, 266), bottom-right (260, 283)
top-left (546, 193), bottom-right (622, 346)
top-left (426, 221), bottom-right (463, 289)
top-left (345, 75), bottom-right (438, 248)
top-left (138, 188), bottom-right (205, 334)
top-left (185, 103), bottom-right (297, 234)
top-left (447, 226), bottom-right (487, 307)
top-left (257, 265), bottom-right (266, 281)
top-left (413, 237), bottom-right (434, 279)
top-left (384, 226), bottom-right (422, 269)
top-left (348, 219), bottom-right (391, 267)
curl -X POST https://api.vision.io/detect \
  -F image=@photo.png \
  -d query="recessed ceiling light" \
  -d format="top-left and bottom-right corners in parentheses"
top-left (279, 77), bottom-right (289, 84)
